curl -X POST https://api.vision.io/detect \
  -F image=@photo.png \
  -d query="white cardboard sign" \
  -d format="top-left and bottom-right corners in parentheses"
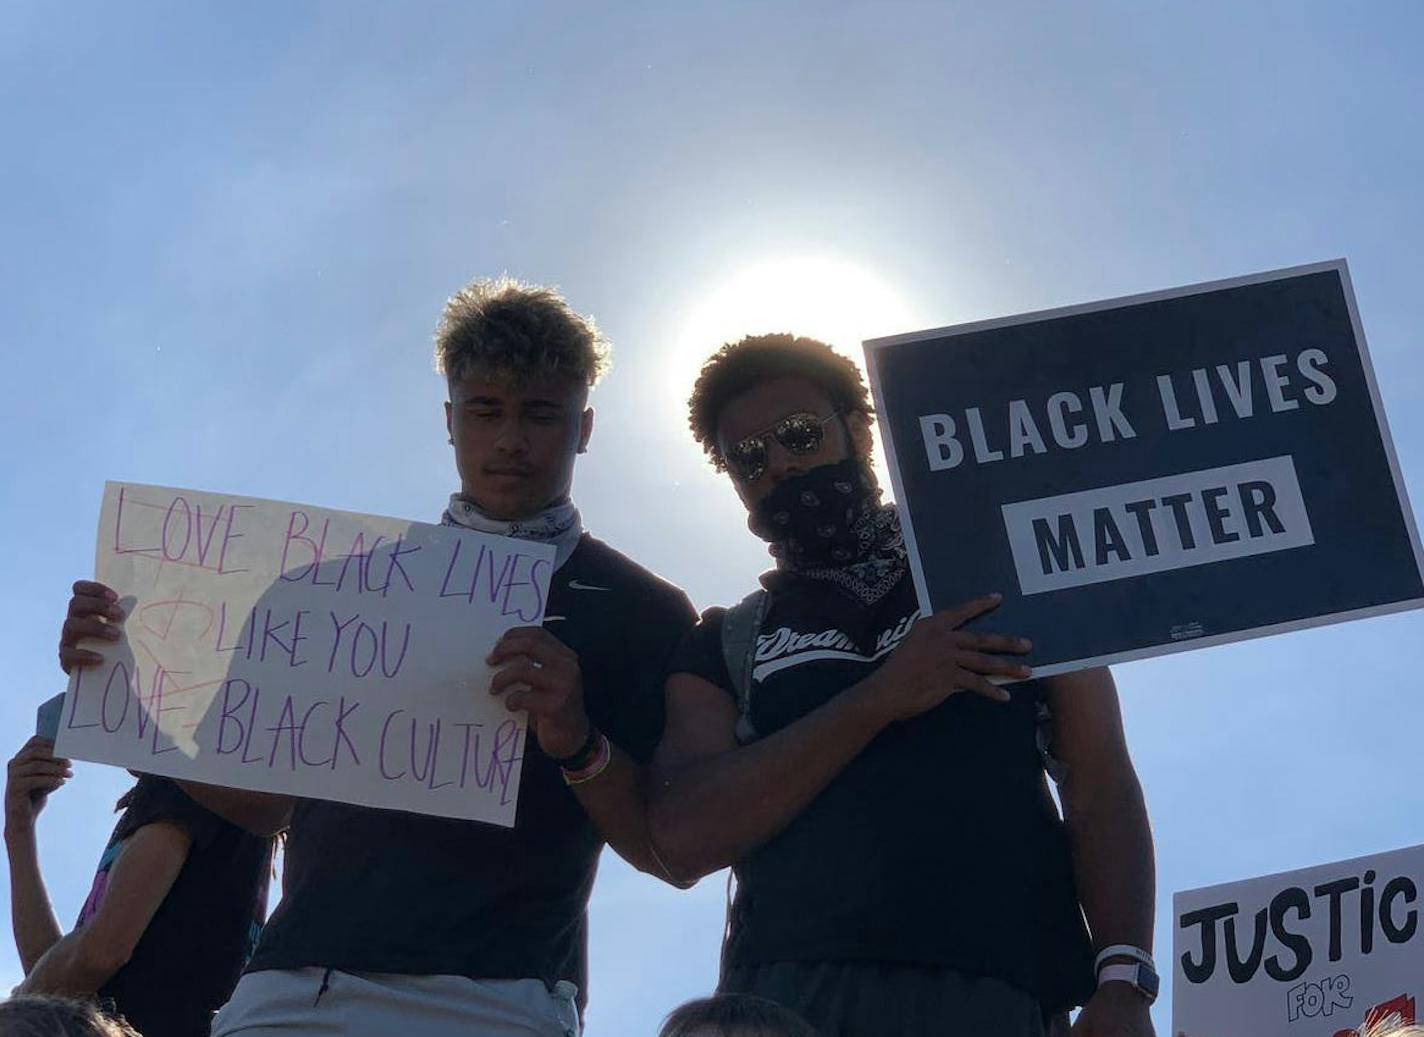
top-left (1174, 843), bottom-right (1424, 1037)
top-left (55, 482), bottom-right (554, 826)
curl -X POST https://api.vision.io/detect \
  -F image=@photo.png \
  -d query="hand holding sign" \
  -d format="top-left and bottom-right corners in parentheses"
top-left (488, 626), bottom-right (589, 760)
top-left (4, 737), bottom-right (72, 833)
top-left (58, 580), bottom-right (125, 673)
top-left (862, 594), bottom-right (1029, 721)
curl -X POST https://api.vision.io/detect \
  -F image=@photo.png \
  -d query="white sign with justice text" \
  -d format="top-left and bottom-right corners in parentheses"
top-left (1175, 843), bottom-right (1424, 1037)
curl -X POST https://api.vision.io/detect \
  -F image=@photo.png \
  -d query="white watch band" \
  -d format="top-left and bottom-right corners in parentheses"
top-left (1098, 962), bottom-right (1156, 1003)
top-left (1094, 943), bottom-right (1155, 973)
top-left (1098, 963), bottom-right (1140, 986)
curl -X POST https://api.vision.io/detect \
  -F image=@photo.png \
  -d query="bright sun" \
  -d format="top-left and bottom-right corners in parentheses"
top-left (670, 255), bottom-right (919, 398)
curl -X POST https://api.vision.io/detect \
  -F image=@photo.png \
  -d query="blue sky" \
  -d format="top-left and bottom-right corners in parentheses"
top-left (2, 2), bottom-right (1423, 1032)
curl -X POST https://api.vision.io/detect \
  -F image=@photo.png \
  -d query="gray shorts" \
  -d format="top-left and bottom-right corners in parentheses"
top-left (211, 967), bottom-right (580, 1037)
top-left (721, 960), bottom-right (1070, 1037)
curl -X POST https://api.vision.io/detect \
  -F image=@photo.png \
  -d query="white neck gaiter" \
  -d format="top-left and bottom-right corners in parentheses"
top-left (440, 493), bottom-right (584, 571)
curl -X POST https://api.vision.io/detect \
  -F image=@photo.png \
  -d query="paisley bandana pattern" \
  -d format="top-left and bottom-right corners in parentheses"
top-left (441, 494), bottom-right (584, 571)
top-left (749, 458), bottom-right (908, 604)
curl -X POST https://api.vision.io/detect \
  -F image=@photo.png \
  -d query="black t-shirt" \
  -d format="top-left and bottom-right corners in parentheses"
top-left (86, 777), bottom-right (273, 1037)
top-left (248, 534), bottom-right (696, 1006)
top-left (672, 570), bottom-right (1095, 1012)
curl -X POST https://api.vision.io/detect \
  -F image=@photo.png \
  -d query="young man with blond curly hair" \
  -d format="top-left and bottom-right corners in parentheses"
top-left (57, 279), bottom-right (696, 1037)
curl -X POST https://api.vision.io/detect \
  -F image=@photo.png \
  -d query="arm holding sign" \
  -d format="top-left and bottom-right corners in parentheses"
top-left (488, 626), bottom-right (671, 877)
top-left (1047, 667), bottom-right (1156, 1037)
top-left (6, 736), bottom-right (189, 996)
top-left (15, 822), bottom-right (189, 996)
top-left (5, 738), bottom-right (71, 973)
top-left (649, 596), bottom-right (1027, 884)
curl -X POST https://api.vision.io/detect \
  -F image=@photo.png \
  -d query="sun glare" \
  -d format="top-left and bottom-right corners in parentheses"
top-left (671, 256), bottom-right (918, 397)
top-left (669, 255), bottom-right (920, 488)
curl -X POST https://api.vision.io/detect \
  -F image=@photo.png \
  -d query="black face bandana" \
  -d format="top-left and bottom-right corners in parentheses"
top-left (750, 457), bottom-right (876, 565)
top-left (749, 458), bottom-right (908, 604)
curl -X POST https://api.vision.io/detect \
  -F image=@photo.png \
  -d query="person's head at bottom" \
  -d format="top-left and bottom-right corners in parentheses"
top-left (0, 996), bottom-right (141, 1037)
top-left (658, 993), bottom-right (820, 1037)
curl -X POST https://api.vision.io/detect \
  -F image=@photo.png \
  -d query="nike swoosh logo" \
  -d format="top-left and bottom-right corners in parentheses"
top-left (567, 580), bottom-right (609, 592)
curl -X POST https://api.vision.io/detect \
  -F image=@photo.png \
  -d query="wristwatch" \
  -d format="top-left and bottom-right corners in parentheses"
top-left (1097, 961), bottom-right (1160, 1005)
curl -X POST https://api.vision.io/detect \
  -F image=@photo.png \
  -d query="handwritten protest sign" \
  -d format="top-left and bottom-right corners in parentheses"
top-left (1175, 843), bottom-right (1424, 1037)
top-left (864, 260), bottom-right (1424, 676)
top-left (55, 482), bottom-right (554, 826)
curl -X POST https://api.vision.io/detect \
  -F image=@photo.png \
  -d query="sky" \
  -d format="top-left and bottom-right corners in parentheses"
top-left (2, 1), bottom-right (1423, 1033)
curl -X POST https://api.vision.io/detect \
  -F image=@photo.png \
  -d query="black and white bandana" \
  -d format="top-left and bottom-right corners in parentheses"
top-left (749, 458), bottom-right (908, 605)
top-left (441, 493), bottom-right (583, 571)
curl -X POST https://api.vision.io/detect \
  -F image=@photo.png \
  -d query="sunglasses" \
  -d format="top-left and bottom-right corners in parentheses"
top-left (724, 411), bottom-right (840, 483)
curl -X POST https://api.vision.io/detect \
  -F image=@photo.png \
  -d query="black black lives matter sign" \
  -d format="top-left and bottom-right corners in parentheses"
top-left (865, 260), bottom-right (1424, 675)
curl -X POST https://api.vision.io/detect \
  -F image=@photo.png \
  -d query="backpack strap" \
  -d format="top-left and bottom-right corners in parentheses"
top-left (720, 588), bottom-right (770, 745)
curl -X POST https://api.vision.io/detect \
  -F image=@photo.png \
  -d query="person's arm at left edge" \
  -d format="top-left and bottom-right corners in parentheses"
top-left (16, 820), bottom-right (190, 995)
top-left (6, 737), bottom-right (71, 973)
top-left (1048, 666), bottom-right (1157, 1037)
top-left (487, 626), bottom-right (675, 880)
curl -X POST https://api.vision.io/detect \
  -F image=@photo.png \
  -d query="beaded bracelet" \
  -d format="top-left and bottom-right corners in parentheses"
top-left (562, 732), bottom-right (612, 786)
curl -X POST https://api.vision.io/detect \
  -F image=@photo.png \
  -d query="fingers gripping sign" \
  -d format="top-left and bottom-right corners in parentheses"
top-left (487, 627), bottom-right (590, 760)
top-left (869, 593), bottom-right (1035, 723)
top-left (59, 580), bottom-right (124, 675)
